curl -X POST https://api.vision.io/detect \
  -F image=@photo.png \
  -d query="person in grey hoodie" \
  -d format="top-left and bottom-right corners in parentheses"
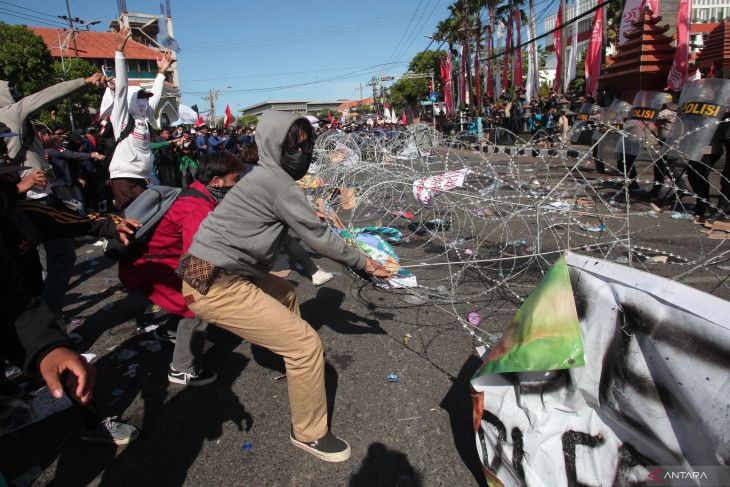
top-left (0, 74), bottom-right (106, 199)
top-left (179, 110), bottom-right (390, 463)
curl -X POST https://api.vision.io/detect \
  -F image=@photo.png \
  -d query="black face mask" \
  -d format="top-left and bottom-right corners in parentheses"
top-left (206, 184), bottom-right (233, 203)
top-left (0, 177), bottom-right (18, 215)
top-left (281, 150), bottom-right (312, 181)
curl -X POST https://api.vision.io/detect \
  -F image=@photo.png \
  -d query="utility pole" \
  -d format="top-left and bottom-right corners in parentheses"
top-left (203, 89), bottom-right (219, 127)
top-left (61, 0), bottom-right (78, 57)
top-left (367, 76), bottom-right (378, 115)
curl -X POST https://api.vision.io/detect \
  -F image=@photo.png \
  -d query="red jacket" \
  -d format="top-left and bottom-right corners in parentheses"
top-left (119, 181), bottom-right (216, 318)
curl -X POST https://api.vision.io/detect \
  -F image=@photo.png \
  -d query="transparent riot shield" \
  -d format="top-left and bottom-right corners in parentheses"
top-left (593, 100), bottom-right (632, 160)
top-left (570, 103), bottom-right (597, 144)
top-left (662, 79), bottom-right (730, 161)
top-left (620, 91), bottom-right (674, 157)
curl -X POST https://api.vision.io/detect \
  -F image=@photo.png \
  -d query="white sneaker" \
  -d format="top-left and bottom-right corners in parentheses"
top-left (311, 269), bottom-right (334, 286)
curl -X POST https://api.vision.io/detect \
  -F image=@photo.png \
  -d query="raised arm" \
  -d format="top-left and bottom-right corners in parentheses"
top-left (151, 51), bottom-right (174, 111)
top-left (111, 25), bottom-right (132, 138)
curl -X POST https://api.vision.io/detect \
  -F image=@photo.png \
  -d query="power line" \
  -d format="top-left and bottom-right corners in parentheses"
top-left (0, 0), bottom-right (64, 20)
top-left (0, 9), bottom-right (67, 28)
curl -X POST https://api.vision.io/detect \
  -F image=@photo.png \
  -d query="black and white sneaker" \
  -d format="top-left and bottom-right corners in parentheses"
top-left (290, 430), bottom-right (351, 462)
top-left (80, 416), bottom-right (139, 445)
top-left (167, 365), bottom-right (217, 386)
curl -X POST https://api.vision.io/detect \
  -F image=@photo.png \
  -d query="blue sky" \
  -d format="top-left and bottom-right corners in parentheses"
top-left (1, 0), bottom-right (565, 114)
top-left (1, 0), bottom-right (454, 113)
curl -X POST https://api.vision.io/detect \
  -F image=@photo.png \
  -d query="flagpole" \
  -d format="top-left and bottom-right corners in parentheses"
top-left (559, 0), bottom-right (566, 95)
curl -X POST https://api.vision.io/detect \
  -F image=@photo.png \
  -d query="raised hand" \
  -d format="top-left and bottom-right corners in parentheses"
top-left (156, 51), bottom-right (175, 74)
top-left (115, 24), bottom-right (132, 52)
top-left (84, 72), bottom-right (107, 87)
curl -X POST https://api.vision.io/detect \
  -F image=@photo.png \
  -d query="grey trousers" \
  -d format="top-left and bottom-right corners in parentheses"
top-left (171, 316), bottom-right (209, 373)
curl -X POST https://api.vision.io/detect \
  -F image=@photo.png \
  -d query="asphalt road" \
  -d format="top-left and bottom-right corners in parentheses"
top-left (2, 146), bottom-right (728, 486)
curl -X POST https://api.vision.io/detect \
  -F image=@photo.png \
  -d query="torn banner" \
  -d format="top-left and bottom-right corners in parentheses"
top-left (471, 252), bottom-right (730, 486)
top-left (336, 228), bottom-right (416, 288)
top-left (413, 168), bottom-right (469, 206)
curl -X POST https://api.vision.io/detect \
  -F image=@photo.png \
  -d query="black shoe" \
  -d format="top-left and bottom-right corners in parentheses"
top-left (168, 365), bottom-right (217, 386)
top-left (290, 430), bottom-right (351, 462)
top-left (154, 327), bottom-right (177, 344)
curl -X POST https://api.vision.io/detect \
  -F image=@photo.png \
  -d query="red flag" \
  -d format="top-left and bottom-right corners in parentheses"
top-left (460, 46), bottom-right (466, 107)
top-left (327, 111), bottom-right (334, 124)
top-left (553, 2), bottom-right (563, 93)
top-left (503, 18), bottom-right (512, 90)
top-left (487, 26), bottom-right (493, 99)
top-left (402, 111), bottom-right (406, 125)
top-left (667, 0), bottom-right (691, 90)
top-left (444, 52), bottom-right (454, 117)
top-left (195, 115), bottom-right (204, 127)
top-left (474, 45), bottom-right (481, 108)
top-left (513, 10), bottom-right (523, 90)
top-left (224, 105), bottom-right (232, 128)
top-left (585, 6), bottom-right (603, 97)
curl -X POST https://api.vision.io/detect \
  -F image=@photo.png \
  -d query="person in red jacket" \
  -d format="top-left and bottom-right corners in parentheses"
top-left (119, 152), bottom-right (244, 385)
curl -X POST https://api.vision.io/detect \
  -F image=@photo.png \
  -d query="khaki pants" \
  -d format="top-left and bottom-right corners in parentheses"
top-left (182, 272), bottom-right (327, 442)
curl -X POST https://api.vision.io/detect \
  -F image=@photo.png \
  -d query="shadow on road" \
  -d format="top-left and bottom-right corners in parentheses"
top-left (349, 442), bottom-right (424, 487)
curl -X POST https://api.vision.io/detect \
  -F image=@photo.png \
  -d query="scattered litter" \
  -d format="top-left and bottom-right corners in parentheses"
top-left (671, 212), bottom-right (694, 220)
top-left (392, 210), bottom-right (414, 220)
top-left (143, 324), bottom-right (159, 333)
top-left (580, 223), bottom-right (607, 233)
top-left (650, 255), bottom-right (669, 263)
top-left (114, 348), bottom-right (137, 361)
top-left (547, 201), bottom-right (572, 210)
top-left (615, 256), bottom-right (630, 264)
top-left (106, 345), bottom-right (118, 352)
top-left (92, 240), bottom-right (104, 246)
top-left (475, 208), bottom-right (495, 217)
top-left (576, 197), bottom-right (594, 208)
top-left (387, 373), bottom-right (399, 383)
top-left (122, 364), bottom-right (139, 378)
top-left (241, 441), bottom-right (253, 452)
top-left (397, 416), bottom-right (421, 421)
top-left (85, 250), bottom-right (94, 254)
top-left (146, 304), bottom-right (162, 314)
top-left (403, 333), bottom-right (412, 345)
top-left (486, 333), bottom-right (503, 347)
top-left (650, 203), bottom-right (664, 213)
top-left (81, 353), bottom-right (96, 363)
top-left (467, 312), bottom-right (481, 326)
top-left (340, 187), bottom-right (356, 210)
top-left (402, 293), bottom-right (428, 305)
top-left (583, 245), bottom-right (593, 252)
top-left (645, 210), bottom-right (659, 218)
top-left (479, 179), bottom-right (505, 196)
top-left (4, 365), bottom-right (22, 380)
top-left (464, 248), bottom-right (473, 255)
top-left (435, 285), bottom-right (449, 296)
top-left (69, 317), bottom-right (84, 325)
top-left (139, 340), bottom-right (162, 353)
top-left (111, 388), bottom-right (124, 397)
top-left (274, 374), bottom-right (287, 381)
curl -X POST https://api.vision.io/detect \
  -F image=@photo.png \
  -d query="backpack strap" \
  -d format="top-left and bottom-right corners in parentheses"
top-left (179, 188), bottom-right (214, 203)
top-left (114, 113), bottom-right (136, 145)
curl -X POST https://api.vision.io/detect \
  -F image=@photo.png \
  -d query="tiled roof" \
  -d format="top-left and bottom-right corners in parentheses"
top-left (27, 26), bottom-right (160, 61)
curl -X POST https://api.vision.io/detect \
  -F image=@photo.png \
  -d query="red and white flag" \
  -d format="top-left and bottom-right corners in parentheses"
top-left (223, 105), bottom-right (233, 128)
top-left (503, 16), bottom-right (512, 90)
top-left (553, 2), bottom-right (562, 93)
top-left (621, 0), bottom-right (660, 42)
top-left (585, 6), bottom-right (603, 97)
top-left (667, 0), bottom-right (691, 90)
top-left (513, 10), bottom-right (523, 90)
top-left (195, 115), bottom-right (204, 127)
top-left (459, 45), bottom-right (466, 107)
top-left (486, 25), bottom-right (493, 99)
top-left (474, 44), bottom-right (481, 108)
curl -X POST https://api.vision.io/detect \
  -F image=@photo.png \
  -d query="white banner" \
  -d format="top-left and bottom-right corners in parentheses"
top-left (177, 104), bottom-right (199, 124)
top-left (472, 252), bottom-right (730, 486)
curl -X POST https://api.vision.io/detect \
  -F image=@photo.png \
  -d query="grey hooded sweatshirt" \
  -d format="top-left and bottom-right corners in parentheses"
top-left (188, 110), bottom-right (367, 278)
top-left (0, 78), bottom-right (86, 197)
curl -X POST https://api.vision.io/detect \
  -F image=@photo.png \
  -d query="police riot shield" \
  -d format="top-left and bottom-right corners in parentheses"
top-left (662, 79), bottom-right (730, 161)
top-left (570, 103), bottom-right (597, 144)
top-left (593, 99), bottom-right (632, 160)
top-left (620, 91), bottom-right (673, 157)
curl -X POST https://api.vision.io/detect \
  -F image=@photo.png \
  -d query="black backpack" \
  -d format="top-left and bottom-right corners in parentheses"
top-left (103, 185), bottom-right (210, 261)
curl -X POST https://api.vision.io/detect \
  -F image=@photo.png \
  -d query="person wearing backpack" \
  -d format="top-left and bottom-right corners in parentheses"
top-left (108, 25), bottom-right (175, 210)
top-left (118, 153), bottom-right (244, 386)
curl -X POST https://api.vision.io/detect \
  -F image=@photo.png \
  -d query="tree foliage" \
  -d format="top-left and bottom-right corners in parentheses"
top-left (237, 114), bottom-right (259, 127)
top-left (0, 22), bottom-right (54, 95)
top-left (390, 50), bottom-right (447, 108)
top-left (37, 58), bottom-right (101, 131)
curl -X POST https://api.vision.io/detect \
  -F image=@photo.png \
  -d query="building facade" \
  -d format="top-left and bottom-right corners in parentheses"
top-left (240, 100), bottom-right (351, 118)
